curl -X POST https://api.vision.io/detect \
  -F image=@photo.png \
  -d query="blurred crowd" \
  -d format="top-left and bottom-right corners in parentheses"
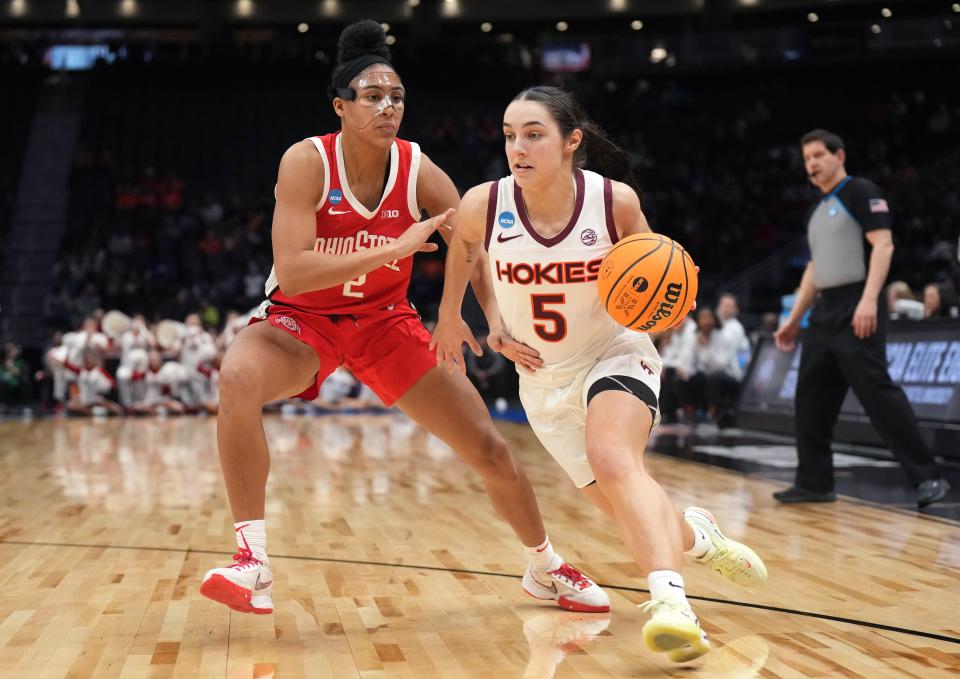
top-left (0, 309), bottom-right (388, 417)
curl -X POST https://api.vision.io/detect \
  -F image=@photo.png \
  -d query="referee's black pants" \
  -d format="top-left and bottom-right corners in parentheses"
top-left (794, 282), bottom-right (939, 493)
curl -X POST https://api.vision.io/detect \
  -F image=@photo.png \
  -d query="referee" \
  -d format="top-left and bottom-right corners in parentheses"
top-left (773, 129), bottom-right (950, 508)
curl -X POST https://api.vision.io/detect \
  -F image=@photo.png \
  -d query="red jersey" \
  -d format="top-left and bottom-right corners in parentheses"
top-left (264, 132), bottom-right (423, 315)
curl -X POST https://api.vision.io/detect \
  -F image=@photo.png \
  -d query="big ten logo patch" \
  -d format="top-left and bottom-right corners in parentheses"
top-left (381, 209), bottom-right (400, 219)
top-left (273, 316), bottom-right (301, 334)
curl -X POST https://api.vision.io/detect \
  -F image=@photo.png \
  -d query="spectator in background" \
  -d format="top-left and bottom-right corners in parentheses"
top-left (887, 280), bottom-right (914, 307)
top-left (129, 350), bottom-right (186, 415)
top-left (655, 324), bottom-right (695, 424)
top-left (887, 280), bottom-right (924, 320)
top-left (716, 292), bottom-right (751, 369)
top-left (923, 282), bottom-right (954, 319)
top-left (687, 308), bottom-right (742, 426)
top-left (171, 313), bottom-right (218, 409)
top-left (0, 343), bottom-right (31, 412)
top-left (66, 349), bottom-right (123, 416)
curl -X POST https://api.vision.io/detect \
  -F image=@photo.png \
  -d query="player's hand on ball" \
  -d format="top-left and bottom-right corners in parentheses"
top-left (429, 313), bottom-right (481, 374)
top-left (488, 327), bottom-right (544, 373)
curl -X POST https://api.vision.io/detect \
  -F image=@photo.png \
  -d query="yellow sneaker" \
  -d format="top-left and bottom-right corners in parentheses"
top-left (640, 597), bottom-right (710, 663)
top-left (684, 507), bottom-right (767, 587)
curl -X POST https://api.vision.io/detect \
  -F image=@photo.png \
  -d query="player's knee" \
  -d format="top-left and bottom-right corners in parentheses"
top-left (469, 431), bottom-right (516, 480)
top-left (218, 361), bottom-right (264, 407)
top-left (587, 443), bottom-right (636, 485)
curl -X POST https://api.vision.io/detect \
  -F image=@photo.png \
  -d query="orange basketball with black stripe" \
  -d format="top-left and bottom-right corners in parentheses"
top-left (597, 233), bottom-right (698, 333)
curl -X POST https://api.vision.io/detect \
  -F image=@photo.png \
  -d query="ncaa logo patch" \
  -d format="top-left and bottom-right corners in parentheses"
top-left (498, 211), bottom-right (516, 228)
top-left (273, 316), bottom-right (301, 334)
top-left (581, 228), bottom-right (597, 246)
top-left (328, 188), bottom-right (343, 205)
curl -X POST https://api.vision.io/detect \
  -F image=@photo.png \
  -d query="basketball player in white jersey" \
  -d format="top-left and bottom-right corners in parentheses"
top-left (432, 86), bottom-right (767, 663)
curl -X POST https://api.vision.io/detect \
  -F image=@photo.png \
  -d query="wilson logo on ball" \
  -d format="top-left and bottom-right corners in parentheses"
top-left (638, 283), bottom-right (683, 331)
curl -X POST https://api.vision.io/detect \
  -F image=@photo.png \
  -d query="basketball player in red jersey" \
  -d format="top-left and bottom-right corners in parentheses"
top-left (432, 87), bottom-right (768, 662)
top-left (199, 22), bottom-right (608, 617)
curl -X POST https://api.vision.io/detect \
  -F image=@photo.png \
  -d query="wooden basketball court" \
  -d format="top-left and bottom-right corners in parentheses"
top-left (1, 414), bottom-right (958, 678)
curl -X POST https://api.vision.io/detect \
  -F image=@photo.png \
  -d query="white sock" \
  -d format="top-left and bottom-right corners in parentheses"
top-left (647, 570), bottom-right (688, 605)
top-left (234, 520), bottom-right (268, 563)
top-left (525, 537), bottom-right (561, 571)
top-left (684, 522), bottom-right (713, 559)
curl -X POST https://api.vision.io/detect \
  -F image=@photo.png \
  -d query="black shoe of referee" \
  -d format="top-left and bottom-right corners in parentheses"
top-left (916, 479), bottom-right (951, 508)
top-left (772, 487), bottom-right (837, 504)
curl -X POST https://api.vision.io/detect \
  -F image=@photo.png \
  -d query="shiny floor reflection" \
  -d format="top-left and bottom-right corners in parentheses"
top-left (0, 415), bottom-right (958, 678)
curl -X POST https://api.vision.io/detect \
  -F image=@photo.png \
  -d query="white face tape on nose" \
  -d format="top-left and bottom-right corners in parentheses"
top-left (375, 96), bottom-right (395, 116)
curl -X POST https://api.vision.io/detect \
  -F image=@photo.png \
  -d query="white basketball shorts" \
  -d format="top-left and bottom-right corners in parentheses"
top-left (519, 329), bottom-right (662, 488)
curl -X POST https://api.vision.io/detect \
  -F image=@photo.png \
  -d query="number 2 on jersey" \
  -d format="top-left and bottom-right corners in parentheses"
top-left (531, 293), bottom-right (567, 342)
top-left (343, 273), bottom-right (366, 298)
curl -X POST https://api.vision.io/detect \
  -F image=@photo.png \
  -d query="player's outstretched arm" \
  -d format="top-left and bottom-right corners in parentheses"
top-left (271, 141), bottom-right (449, 296)
top-left (429, 182), bottom-right (492, 373)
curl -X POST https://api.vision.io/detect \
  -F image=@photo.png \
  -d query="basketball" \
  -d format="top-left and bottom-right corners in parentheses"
top-left (597, 233), bottom-right (698, 333)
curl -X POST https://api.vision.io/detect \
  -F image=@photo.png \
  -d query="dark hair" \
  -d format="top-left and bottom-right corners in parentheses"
top-left (512, 86), bottom-right (640, 194)
top-left (328, 20), bottom-right (393, 101)
top-left (695, 306), bottom-right (723, 331)
top-left (800, 128), bottom-right (845, 153)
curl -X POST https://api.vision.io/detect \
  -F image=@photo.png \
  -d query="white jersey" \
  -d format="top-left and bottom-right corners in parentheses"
top-left (77, 367), bottom-right (113, 406)
top-left (178, 328), bottom-right (217, 370)
top-left (63, 330), bottom-right (109, 368)
top-left (119, 328), bottom-right (155, 366)
top-left (486, 169), bottom-right (621, 367)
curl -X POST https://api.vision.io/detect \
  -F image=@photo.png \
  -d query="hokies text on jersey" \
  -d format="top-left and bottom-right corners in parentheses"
top-left (495, 258), bottom-right (603, 286)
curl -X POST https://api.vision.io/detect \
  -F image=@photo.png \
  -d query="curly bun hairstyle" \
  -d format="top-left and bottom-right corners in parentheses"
top-left (328, 20), bottom-right (394, 100)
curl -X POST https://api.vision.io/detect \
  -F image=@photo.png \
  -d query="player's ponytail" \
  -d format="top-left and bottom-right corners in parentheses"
top-left (512, 86), bottom-right (641, 196)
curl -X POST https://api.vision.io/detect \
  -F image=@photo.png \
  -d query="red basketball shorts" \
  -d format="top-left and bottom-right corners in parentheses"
top-left (250, 300), bottom-right (436, 406)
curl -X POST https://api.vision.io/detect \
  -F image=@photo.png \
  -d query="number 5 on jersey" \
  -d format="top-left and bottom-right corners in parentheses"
top-left (531, 293), bottom-right (567, 342)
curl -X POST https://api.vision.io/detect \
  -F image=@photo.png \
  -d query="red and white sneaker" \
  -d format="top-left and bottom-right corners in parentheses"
top-left (522, 559), bottom-right (610, 613)
top-left (200, 545), bottom-right (274, 614)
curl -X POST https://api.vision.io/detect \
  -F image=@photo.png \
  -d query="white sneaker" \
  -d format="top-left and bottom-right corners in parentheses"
top-left (640, 597), bottom-right (710, 663)
top-left (200, 545), bottom-right (274, 614)
top-left (522, 558), bottom-right (610, 613)
top-left (684, 507), bottom-right (767, 587)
